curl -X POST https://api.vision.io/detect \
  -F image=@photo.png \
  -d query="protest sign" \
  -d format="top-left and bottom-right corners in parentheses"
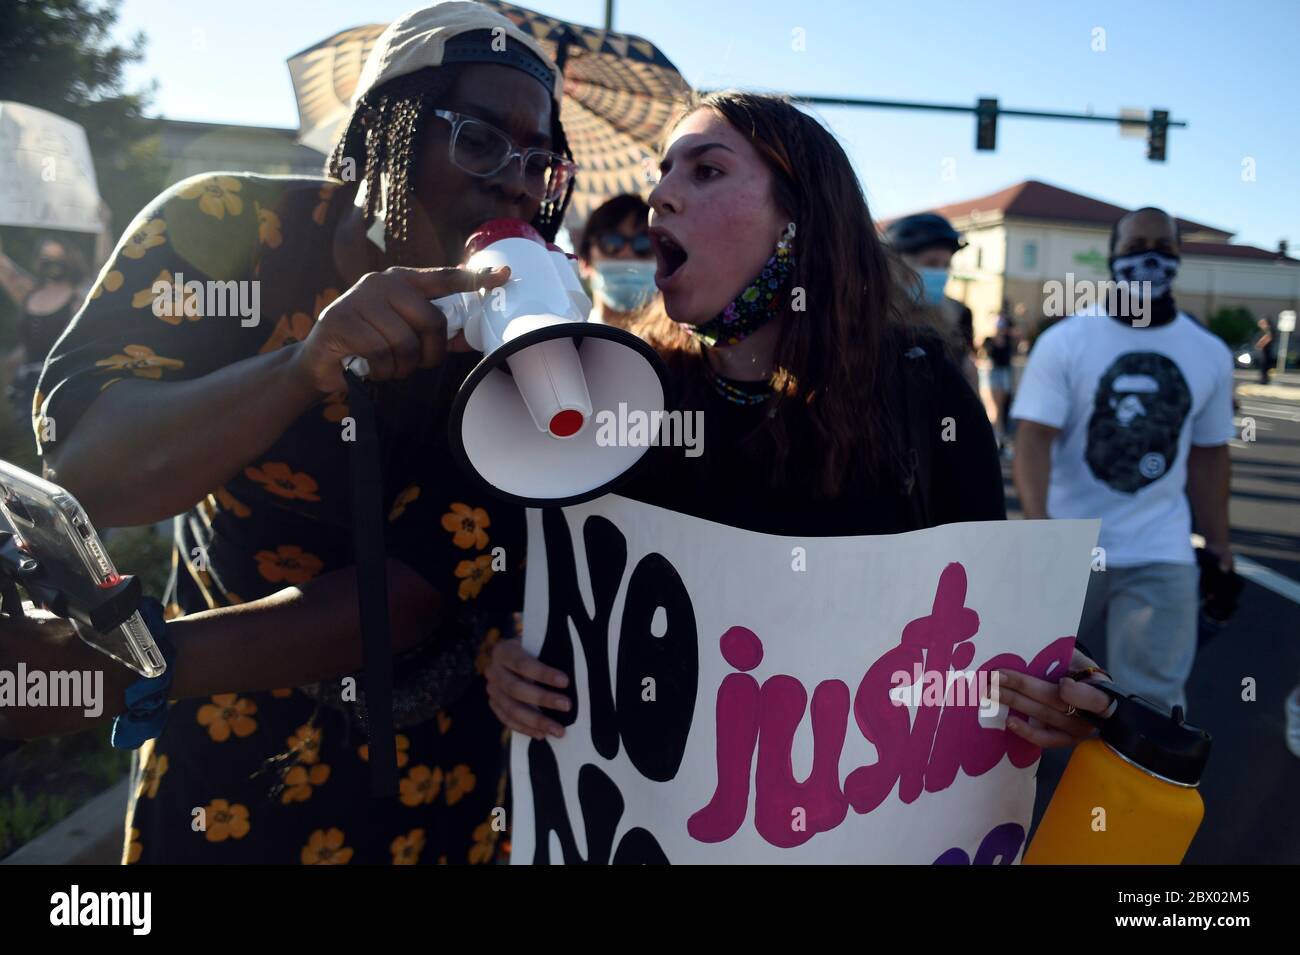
top-left (0, 102), bottom-right (102, 233)
top-left (510, 496), bottom-right (1098, 864)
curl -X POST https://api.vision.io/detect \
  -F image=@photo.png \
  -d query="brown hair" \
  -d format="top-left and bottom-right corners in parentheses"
top-left (578, 193), bottom-right (651, 262)
top-left (631, 90), bottom-right (919, 497)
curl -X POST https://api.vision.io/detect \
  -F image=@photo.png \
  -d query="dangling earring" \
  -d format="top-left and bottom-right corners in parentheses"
top-left (779, 221), bottom-right (796, 251)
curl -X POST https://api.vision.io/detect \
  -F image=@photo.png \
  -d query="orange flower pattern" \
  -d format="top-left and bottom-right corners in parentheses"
top-left (441, 502), bottom-right (490, 549)
top-left (203, 799), bottom-right (251, 842)
top-left (399, 765), bottom-right (443, 808)
top-left (455, 554), bottom-right (495, 601)
top-left (120, 218), bottom-right (166, 259)
top-left (389, 485), bottom-right (420, 522)
top-left (196, 694), bottom-right (258, 742)
top-left (259, 312), bottom-right (315, 353)
top-left (138, 748), bottom-right (169, 799)
top-left (178, 175), bottom-right (243, 219)
top-left (443, 764), bottom-right (476, 806)
top-left (390, 828), bottom-right (425, 865)
top-left (245, 461), bottom-right (321, 502)
top-left (301, 827), bottom-right (352, 865)
top-left (90, 269), bottom-right (123, 299)
top-left (255, 201), bottom-right (282, 248)
top-left (94, 344), bottom-right (184, 379)
top-left (286, 724), bottom-right (323, 764)
top-left (255, 545), bottom-right (323, 585)
top-left (281, 763), bottom-right (330, 804)
top-left (39, 174), bottom-right (521, 864)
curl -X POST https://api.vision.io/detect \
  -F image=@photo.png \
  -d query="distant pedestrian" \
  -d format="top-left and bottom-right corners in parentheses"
top-left (1011, 206), bottom-right (1235, 713)
top-left (885, 212), bottom-right (979, 392)
top-left (981, 310), bottom-right (1018, 450)
top-left (0, 236), bottom-right (91, 426)
top-left (1254, 317), bottom-right (1276, 385)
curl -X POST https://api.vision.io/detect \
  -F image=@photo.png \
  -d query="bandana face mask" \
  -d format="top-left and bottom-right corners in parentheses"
top-left (1110, 250), bottom-right (1180, 299)
top-left (685, 222), bottom-right (796, 348)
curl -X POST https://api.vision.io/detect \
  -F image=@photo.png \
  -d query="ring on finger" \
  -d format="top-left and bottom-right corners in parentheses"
top-left (1065, 704), bottom-right (1077, 717)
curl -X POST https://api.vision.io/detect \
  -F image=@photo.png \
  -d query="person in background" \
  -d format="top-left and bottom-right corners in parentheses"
top-left (980, 308), bottom-right (1018, 453)
top-left (885, 212), bottom-right (978, 392)
top-left (1253, 317), bottom-right (1276, 385)
top-left (575, 193), bottom-right (657, 327)
top-left (0, 236), bottom-right (91, 423)
top-left (1012, 206), bottom-right (1235, 714)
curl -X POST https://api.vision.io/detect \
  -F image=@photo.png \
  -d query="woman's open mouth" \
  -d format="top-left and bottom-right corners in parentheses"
top-left (650, 227), bottom-right (689, 287)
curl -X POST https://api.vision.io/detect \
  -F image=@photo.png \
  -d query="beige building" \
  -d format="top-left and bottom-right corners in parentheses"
top-left (895, 180), bottom-right (1299, 343)
top-left (155, 118), bottom-right (326, 184)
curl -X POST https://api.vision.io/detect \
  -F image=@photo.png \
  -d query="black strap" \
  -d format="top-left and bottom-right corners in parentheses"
top-left (342, 369), bottom-right (399, 797)
top-left (898, 345), bottom-right (935, 530)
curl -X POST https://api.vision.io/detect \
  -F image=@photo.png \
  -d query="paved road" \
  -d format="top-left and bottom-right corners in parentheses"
top-left (1006, 370), bottom-right (1300, 864)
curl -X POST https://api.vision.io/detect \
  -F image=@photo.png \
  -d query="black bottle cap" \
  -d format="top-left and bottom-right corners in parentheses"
top-left (1096, 689), bottom-right (1212, 786)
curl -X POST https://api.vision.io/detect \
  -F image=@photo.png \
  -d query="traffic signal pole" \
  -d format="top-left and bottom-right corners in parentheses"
top-left (761, 93), bottom-right (1187, 162)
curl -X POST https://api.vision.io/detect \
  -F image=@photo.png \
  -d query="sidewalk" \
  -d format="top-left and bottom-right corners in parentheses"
top-left (1235, 369), bottom-right (1300, 402)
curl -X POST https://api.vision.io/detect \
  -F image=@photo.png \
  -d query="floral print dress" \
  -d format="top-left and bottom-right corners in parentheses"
top-left (36, 173), bottom-right (522, 864)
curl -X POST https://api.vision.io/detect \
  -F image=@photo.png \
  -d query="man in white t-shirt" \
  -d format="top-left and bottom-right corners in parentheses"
top-left (1012, 207), bottom-right (1235, 713)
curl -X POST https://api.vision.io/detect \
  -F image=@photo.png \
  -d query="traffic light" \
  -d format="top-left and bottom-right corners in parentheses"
top-left (1147, 109), bottom-right (1169, 162)
top-left (976, 98), bottom-right (998, 151)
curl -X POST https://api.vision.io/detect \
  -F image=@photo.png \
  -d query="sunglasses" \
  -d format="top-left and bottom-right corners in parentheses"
top-left (431, 109), bottom-right (577, 204)
top-left (596, 231), bottom-right (652, 257)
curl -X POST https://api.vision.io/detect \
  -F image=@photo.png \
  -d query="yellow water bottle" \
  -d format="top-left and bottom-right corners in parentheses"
top-left (1024, 684), bottom-right (1211, 864)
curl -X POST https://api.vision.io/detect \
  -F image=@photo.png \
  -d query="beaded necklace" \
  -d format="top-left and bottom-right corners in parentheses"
top-left (703, 361), bottom-right (773, 406)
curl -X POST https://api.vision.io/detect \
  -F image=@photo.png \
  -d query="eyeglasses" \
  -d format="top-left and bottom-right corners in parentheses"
top-left (431, 109), bottom-right (577, 204)
top-left (596, 231), bottom-right (652, 257)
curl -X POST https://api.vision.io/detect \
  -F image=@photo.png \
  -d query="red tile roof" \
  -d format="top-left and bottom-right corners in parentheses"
top-left (1182, 240), bottom-right (1298, 264)
top-left (883, 179), bottom-right (1233, 239)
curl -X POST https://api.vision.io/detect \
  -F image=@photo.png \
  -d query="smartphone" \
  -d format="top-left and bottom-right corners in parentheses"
top-left (0, 459), bottom-right (165, 677)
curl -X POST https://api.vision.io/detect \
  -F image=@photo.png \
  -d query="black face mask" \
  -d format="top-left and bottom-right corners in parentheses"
top-left (38, 261), bottom-right (69, 283)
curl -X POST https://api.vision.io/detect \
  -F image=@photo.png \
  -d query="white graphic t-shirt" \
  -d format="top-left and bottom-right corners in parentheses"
top-left (1011, 309), bottom-right (1235, 567)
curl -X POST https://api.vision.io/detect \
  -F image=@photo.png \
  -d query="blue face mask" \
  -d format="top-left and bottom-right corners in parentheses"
top-left (591, 260), bottom-right (658, 313)
top-left (918, 267), bottom-right (949, 305)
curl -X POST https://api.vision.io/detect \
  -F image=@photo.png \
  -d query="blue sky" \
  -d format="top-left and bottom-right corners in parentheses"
top-left (113, 0), bottom-right (1298, 250)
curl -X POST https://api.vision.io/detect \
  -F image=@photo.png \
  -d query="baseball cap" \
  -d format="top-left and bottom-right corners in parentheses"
top-left (350, 1), bottom-right (562, 114)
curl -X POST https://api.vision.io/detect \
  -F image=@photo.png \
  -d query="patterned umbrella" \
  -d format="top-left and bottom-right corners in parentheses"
top-left (285, 1), bottom-right (692, 231)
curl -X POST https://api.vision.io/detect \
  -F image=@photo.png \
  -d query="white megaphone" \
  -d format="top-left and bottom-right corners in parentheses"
top-left (432, 218), bottom-right (668, 507)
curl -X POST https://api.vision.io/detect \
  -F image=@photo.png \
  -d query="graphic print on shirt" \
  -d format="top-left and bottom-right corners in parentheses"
top-left (1085, 352), bottom-right (1191, 494)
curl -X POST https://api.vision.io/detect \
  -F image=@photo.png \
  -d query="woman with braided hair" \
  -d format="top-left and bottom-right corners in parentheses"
top-left (3, 4), bottom-right (572, 864)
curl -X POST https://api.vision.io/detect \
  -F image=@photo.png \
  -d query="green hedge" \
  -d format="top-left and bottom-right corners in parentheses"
top-left (1208, 307), bottom-right (1257, 348)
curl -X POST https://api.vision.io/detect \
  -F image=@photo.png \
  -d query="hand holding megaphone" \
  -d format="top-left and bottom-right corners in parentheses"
top-left (293, 265), bottom-right (510, 393)
top-left (438, 218), bottom-right (671, 506)
top-left (429, 219), bottom-right (599, 438)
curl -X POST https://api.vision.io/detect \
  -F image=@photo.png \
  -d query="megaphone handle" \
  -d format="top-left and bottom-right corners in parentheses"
top-left (431, 292), bottom-right (481, 348)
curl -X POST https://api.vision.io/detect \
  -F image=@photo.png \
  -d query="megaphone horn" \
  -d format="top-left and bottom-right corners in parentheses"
top-left (435, 219), bottom-right (669, 508)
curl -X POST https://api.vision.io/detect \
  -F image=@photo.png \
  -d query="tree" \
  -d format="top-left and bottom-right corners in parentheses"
top-left (1208, 306), bottom-right (1257, 349)
top-left (0, 0), bottom-right (168, 234)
